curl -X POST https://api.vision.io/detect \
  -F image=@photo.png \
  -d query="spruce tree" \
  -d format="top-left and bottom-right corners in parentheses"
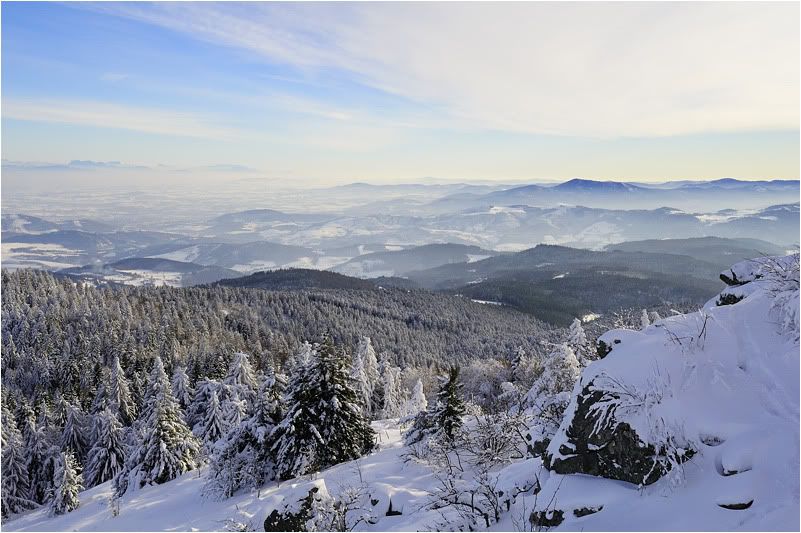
top-left (356, 337), bottom-right (380, 414)
top-left (315, 336), bottom-right (375, 468)
top-left (60, 403), bottom-right (88, 462)
top-left (186, 378), bottom-right (219, 431)
top-left (204, 369), bottom-right (286, 499)
top-left (84, 409), bottom-right (127, 488)
top-left (350, 353), bottom-right (371, 416)
top-left (511, 346), bottom-right (526, 380)
top-left (272, 336), bottom-right (374, 480)
top-left (224, 352), bottom-right (258, 398)
top-left (379, 358), bottom-right (403, 419)
top-left (109, 355), bottom-right (136, 425)
top-left (195, 389), bottom-right (227, 446)
top-left (567, 319), bottom-right (591, 366)
top-left (171, 365), bottom-right (194, 411)
top-left (432, 367), bottom-right (466, 441)
top-left (403, 379), bottom-right (428, 418)
top-left (49, 452), bottom-right (83, 516)
top-left (23, 416), bottom-right (59, 504)
top-left (1, 410), bottom-right (35, 518)
top-left (115, 356), bottom-right (199, 495)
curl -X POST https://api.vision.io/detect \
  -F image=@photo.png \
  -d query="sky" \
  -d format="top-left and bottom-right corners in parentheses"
top-left (2, 1), bottom-right (799, 186)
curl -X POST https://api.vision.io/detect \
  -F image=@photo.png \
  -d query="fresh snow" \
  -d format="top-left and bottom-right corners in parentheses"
top-left (4, 257), bottom-right (797, 532)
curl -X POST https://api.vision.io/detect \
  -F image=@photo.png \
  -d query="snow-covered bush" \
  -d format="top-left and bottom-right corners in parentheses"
top-left (461, 358), bottom-right (510, 413)
top-left (523, 343), bottom-right (581, 436)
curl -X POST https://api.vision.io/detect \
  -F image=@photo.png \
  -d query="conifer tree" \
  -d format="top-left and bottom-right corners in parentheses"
top-left (567, 318), bottom-right (591, 366)
top-left (1, 410), bottom-right (35, 518)
top-left (350, 353), bottom-right (371, 415)
top-left (403, 379), bottom-right (427, 418)
top-left (224, 352), bottom-right (258, 396)
top-left (171, 365), bottom-right (194, 411)
top-left (115, 356), bottom-right (199, 495)
top-left (195, 389), bottom-right (227, 446)
top-left (357, 337), bottom-right (380, 413)
top-left (641, 309), bottom-right (651, 330)
top-left (84, 409), bottom-right (127, 488)
top-left (511, 346), bottom-right (526, 380)
top-left (272, 336), bottom-right (374, 480)
top-left (60, 404), bottom-right (88, 462)
top-left (109, 355), bottom-right (136, 425)
top-left (432, 367), bottom-right (466, 441)
top-left (204, 369), bottom-right (286, 499)
top-left (187, 378), bottom-right (219, 431)
top-left (524, 343), bottom-right (581, 432)
top-left (49, 452), bottom-right (83, 516)
top-left (23, 416), bottom-right (59, 504)
top-left (404, 368), bottom-right (465, 445)
top-left (379, 359), bottom-right (403, 419)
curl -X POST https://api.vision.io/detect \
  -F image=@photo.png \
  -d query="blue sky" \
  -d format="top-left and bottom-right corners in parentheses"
top-left (2, 2), bottom-right (799, 185)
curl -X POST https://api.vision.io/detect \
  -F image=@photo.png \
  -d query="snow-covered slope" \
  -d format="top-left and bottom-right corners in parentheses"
top-left (534, 254), bottom-right (799, 531)
top-left (5, 256), bottom-right (798, 532)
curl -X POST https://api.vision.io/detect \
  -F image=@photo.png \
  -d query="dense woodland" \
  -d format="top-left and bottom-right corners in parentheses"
top-left (0, 268), bottom-right (693, 520)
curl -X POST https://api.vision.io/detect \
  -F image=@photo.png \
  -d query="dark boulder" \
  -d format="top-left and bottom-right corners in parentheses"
top-left (573, 505), bottom-right (603, 517)
top-left (545, 380), bottom-right (693, 486)
top-left (716, 293), bottom-right (744, 306)
top-left (530, 509), bottom-right (564, 528)
top-left (264, 487), bottom-right (319, 532)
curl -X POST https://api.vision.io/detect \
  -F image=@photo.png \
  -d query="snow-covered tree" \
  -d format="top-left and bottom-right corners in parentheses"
top-left (108, 355), bottom-right (136, 426)
top-left (510, 346), bottom-right (526, 380)
top-left (405, 367), bottom-right (465, 445)
top-left (224, 352), bottom-right (258, 406)
top-left (357, 337), bottom-right (380, 414)
top-left (115, 356), bottom-right (199, 495)
top-left (60, 404), bottom-right (88, 462)
top-left (402, 379), bottom-right (427, 419)
top-left (350, 353), bottom-right (371, 415)
top-left (23, 416), bottom-right (59, 504)
top-left (432, 367), bottom-right (466, 441)
top-left (204, 369), bottom-right (287, 499)
top-left (84, 409), bottom-right (127, 488)
top-left (379, 356), bottom-right (404, 419)
top-left (187, 378), bottom-right (220, 431)
top-left (222, 391), bottom-right (248, 429)
top-left (1, 410), bottom-right (35, 518)
top-left (272, 335), bottom-right (374, 480)
top-left (567, 318), bottom-right (592, 366)
top-left (195, 389), bottom-right (227, 446)
top-left (171, 365), bottom-right (194, 411)
top-left (524, 343), bottom-right (581, 433)
top-left (49, 452), bottom-right (83, 516)
top-left (641, 309), bottom-right (651, 330)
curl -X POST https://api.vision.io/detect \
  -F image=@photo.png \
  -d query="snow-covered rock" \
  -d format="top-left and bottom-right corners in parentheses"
top-left (538, 254), bottom-right (799, 529)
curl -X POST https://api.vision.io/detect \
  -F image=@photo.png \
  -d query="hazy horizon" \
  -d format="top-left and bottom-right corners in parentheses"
top-left (2, 2), bottom-right (800, 187)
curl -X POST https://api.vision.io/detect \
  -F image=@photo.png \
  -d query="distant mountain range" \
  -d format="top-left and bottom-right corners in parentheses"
top-left (427, 178), bottom-right (798, 213)
top-left (331, 243), bottom-right (499, 278)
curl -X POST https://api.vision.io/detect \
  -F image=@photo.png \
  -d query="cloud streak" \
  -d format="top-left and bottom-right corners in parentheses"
top-left (2, 98), bottom-right (243, 140)
top-left (93, 2), bottom-right (799, 138)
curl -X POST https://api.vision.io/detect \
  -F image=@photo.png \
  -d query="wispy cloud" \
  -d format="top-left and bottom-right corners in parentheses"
top-left (91, 2), bottom-right (800, 139)
top-left (2, 98), bottom-right (244, 140)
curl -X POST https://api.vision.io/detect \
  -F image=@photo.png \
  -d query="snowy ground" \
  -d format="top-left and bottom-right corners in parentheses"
top-left (4, 258), bottom-right (798, 532)
top-left (4, 422), bottom-right (441, 532)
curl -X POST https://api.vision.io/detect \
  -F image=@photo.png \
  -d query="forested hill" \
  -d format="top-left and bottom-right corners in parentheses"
top-left (213, 268), bottom-right (377, 290)
top-left (1, 269), bottom-right (561, 381)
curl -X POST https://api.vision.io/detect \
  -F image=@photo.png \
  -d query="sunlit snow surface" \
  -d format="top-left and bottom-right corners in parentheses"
top-left (4, 260), bottom-right (799, 531)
